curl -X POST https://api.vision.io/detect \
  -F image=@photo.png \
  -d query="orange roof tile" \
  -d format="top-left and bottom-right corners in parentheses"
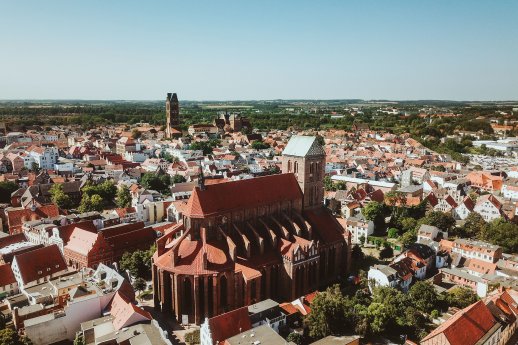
top-left (186, 174), bottom-right (302, 218)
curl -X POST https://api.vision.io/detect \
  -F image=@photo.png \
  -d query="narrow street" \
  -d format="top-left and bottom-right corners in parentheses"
top-left (139, 294), bottom-right (199, 345)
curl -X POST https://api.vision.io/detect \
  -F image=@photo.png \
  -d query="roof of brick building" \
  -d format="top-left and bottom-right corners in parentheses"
top-left (421, 300), bottom-right (498, 345)
top-left (13, 244), bottom-right (66, 284)
top-left (208, 306), bottom-right (252, 345)
top-left (185, 174), bottom-right (302, 218)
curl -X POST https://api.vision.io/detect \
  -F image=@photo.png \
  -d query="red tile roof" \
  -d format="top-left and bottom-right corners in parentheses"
top-left (208, 306), bottom-right (252, 345)
top-left (110, 291), bottom-right (152, 331)
top-left (6, 205), bottom-right (60, 231)
top-left (185, 174), bottom-right (302, 218)
top-left (57, 220), bottom-right (98, 244)
top-left (422, 300), bottom-right (498, 345)
top-left (13, 244), bottom-right (67, 285)
top-left (0, 264), bottom-right (16, 287)
top-left (303, 207), bottom-right (346, 244)
top-left (0, 233), bottom-right (27, 250)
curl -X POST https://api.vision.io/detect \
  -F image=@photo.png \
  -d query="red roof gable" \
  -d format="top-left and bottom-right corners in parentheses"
top-left (0, 264), bottom-right (16, 287)
top-left (208, 306), bottom-right (252, 345)
top-left (13, 244), bottom-right (67, 285)
top-left (7, 205), bottom-right (60, 231)
top-left (0, 233), bottom-right (27, 250)
top-left (303, 207), bottom-right (345, 244)
top-left (422, 300), bottom-right (497, 345)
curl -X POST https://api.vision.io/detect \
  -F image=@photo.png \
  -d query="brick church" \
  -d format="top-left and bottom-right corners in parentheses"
top-left (152, 136), bottom-right (352, 324)
top-left (165, 92), bottom-right (181, 138)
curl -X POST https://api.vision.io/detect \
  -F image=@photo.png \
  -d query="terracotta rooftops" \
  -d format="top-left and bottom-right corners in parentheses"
top-left (13, 244), bottom-right (67, 285)
top-left (208, 306), bottom-right (252, 345)
top-left (0, 264), bottom-right (16, 287)
top-left (422, 300), bottom-right (498, 345)
top-left (110, 291), bottom-right (152, 331)
top-left (185, 173), bottom-right (302, 218)
top-left (0, 233), bottom-right (27, 250)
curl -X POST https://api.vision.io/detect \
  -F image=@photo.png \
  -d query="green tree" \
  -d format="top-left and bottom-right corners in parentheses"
top-left (362, 201), bottom-right (385, 229)
top-left (419, 211), bottom-right (456, 233)
top-left (120, 248), bottom-right (153, 280)
top-left (133, 277), bottom-right (147, 294)
top-left (379, 243), bottom-right (393, 260)
top-left (172, 174), bottom-right (186, 184)
top-left (460, 212), bottom-right (487, 238)
top-left (49, 184), bottom-right (72, 209)
top-left (305, 285), bottom-right (351, 338)
top-left (480, 218), bottom-right (518, 253)
top-left (369, 286), bottom-right (406, 334)
top-left (387, 228), bottom-right (399, 238)
top-left (251, 141), bottom-right (270, 150)
top-left (286, 332), bottom-right (303, 345)
top-left (190, 141), bottom-right (215, 155)
top-left (82, 180), bottom-right (116, 205)
top-left (116, 185), bottom-right (132, 208)
top-left (384, 191), bottom-right (405, 217)
top-left (31, 162), bottom-right (39, 172)
top-left (78, 194), bottom-right (104, 213)
top-left (141, 173), bottom-right (170, 193)
top-left (445, 286), bottom-right (479, 309)
top-left (131, 129), bottom-right (141, 139)
top-left (0, 328), bottom-right (33, 345)
top-left (400, 230), bottom-right (417, 247)
top-left (400, 217), bottom-right (417, 233)
top-left (323, 176), bottom-right (345, 191)
top-left (0, 181), bottom-right (18, 203)
top-left (366, 302), bottom-right (391, 334)
top-left (409, 281), bottom-right (440, 314)
top-left (352, 244), bottom-right (364, 260)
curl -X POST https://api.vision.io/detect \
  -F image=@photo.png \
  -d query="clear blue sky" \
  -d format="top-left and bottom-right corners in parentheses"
top-left (1, 1), bottom-right (517, 101)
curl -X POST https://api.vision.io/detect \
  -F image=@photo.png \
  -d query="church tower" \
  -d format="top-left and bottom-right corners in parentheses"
top-left (282, 136), bottom-right (326, 209)
top-left (166, 92), bottom-right (180, 138)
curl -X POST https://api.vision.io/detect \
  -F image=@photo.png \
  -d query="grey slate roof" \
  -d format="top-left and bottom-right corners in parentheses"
top-left (283, 135), bottom-right (325, 157)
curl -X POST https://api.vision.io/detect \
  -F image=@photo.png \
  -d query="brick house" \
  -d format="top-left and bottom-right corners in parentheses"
top-left (64, 222), bottom-right (157, 269)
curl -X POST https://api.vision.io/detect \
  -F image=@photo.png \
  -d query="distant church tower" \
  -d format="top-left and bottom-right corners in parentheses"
top-left (282, 136), bottom-right (326, 208)
top-left (166, 92), bottom-right (180, 138)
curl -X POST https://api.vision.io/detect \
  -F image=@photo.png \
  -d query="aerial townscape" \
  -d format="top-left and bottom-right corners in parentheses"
top-left (1, 94), bottom-right (518, 345)
top-left (1, 1), bottom-right (518, 345)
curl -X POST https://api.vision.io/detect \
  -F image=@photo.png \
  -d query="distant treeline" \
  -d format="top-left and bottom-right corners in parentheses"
top-left (0, 103), bottom-right (516, 136)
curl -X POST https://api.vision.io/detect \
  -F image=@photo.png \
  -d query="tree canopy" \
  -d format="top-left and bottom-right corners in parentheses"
top-left (480, 218), bottom-right (518, 253)
top-left (119, 245), bottom-right (155, 280)
top-left (115, 185), bottom-right (132, 208)
top-left (0, 181), bottom-right (18, 204)
top-left (0, 328), bottom-right (33, 345)
top-left (49, 184), bottom-right (72, 209)
top-left (445, 286), bottom-right (479, 309)
top-left (141, 173), bottom-right (171, 194)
